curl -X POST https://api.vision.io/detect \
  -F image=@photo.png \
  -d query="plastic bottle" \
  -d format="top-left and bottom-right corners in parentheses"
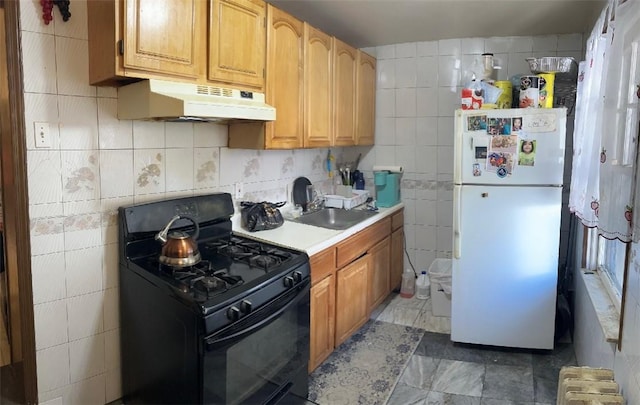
top-left (400, 268), bottom-right (415, 298)
top-left (416, 270), bottom-right (430, 300)
top-left (354, 171), bottom-right (365, 190)
top-left (332, 170), bottom-right (342, 194)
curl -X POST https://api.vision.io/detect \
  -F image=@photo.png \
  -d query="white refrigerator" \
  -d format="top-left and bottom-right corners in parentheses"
top-left (451, 108), bottom-right (566, 350)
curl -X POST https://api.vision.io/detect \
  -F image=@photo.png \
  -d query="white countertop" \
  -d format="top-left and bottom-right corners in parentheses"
top-left (232, 203), bottom-right (404, 256)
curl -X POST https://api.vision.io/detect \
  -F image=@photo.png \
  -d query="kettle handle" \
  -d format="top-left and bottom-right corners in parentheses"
top-left (155, 215), bottom-right (200, 243)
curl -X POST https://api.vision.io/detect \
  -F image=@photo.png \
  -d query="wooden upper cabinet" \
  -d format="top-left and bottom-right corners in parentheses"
top-left (333, 38), bottom-right (357, 147)
top-left (265, 5), bottom-right (305, 149)
top-left (356, 51), bottom-right (376, 146)
top-left (88, 0), bottom-right (206, 85)
top-left (208, 0), bottom-right (266, 90)
top-left (124, 0), bottom-right (205, 78)
top-left (304, 24), bottom-right (333, 148)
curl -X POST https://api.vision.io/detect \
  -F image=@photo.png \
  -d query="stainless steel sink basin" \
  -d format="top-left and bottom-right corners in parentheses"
top-left (289, 208), bottom-right (377, 230)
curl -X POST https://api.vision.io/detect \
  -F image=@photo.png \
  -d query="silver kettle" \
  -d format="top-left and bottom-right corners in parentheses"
top-left (155, 215), bottom-right (201, 268)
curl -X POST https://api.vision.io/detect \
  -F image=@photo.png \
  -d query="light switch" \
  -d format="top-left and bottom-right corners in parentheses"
top-left (34, 122), bottom-right (52, 148)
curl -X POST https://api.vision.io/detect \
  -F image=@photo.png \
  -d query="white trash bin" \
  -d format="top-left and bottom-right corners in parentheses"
top-left (428, 259), bottom-right (452, 317)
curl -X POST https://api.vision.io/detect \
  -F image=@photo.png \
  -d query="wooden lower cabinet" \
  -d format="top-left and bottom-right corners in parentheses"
top-left (334, 256), bottom-right (369, 346)
top-left (308, 208), bottom-right (403, 372)
top-left (309, 274), bottom-right (335, 372)
top-left (390, 209), bottom-right (404, 292)
top-left (368, 237), bottom-right (391, 312)
top-left (390, 227), bottom-right (404, 291)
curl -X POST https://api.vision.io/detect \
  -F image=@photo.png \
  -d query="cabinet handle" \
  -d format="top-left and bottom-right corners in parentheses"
top-left (118, 39), bottom-right (124, 55)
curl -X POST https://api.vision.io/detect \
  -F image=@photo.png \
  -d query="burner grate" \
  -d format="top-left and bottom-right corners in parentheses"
top-left (191, 275), bottom-right (227, 297)
top-left (205, 237), bottom-right (293, 270)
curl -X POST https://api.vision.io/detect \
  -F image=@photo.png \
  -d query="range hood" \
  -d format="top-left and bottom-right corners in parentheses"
top-left (117, 79), bottom-right (276, 122)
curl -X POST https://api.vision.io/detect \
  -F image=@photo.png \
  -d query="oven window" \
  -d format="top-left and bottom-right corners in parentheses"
top-left (203, 286), bottom-right (310, 405)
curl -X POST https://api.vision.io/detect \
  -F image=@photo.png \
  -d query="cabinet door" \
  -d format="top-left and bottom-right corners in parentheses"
top-left (123, 0), bottom-right (205, 79)
top-left (356, 51), bottom-right (376, 146)
top-left (390, 227), bottom-right (404, 292)
top-left (209, 0), bottom-right (266, 90)
top-left (335, 256), bottom-right (369, 346)
top-left (333, 38), bottom-right (357, 147)
top-left (265, 5), bottom-right (304, 149)
top-left (304, 24), bottom-right (332, 148)
top-left (368, 237), bottom-right (391, 312)
top-left (309, 274), bottom-right (335, 372)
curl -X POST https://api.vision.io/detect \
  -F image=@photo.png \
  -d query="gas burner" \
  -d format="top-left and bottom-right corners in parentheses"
top-left (249, 254), bottom-right (281, 269)
top-left (160, 259), bottom-right (208, 275)
top-left (205, 239), bottom-right (251, 258)
top-left (192, 276), bottom-right (227, 295)
top-left (213, 270), bottom-right (243, 286)
top-left (160, 265), bottom-right (200, 280)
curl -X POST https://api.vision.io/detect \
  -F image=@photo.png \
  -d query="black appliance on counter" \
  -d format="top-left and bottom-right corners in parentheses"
top-left (118, 193), bottom-right (311, 404)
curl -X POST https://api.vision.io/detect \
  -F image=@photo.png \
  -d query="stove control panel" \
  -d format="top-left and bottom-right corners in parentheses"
top-left (204, 262), bottom-right (311, 335)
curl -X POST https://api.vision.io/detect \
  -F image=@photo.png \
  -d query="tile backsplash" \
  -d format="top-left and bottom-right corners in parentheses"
top-left (20, 1), bottom-right (625, 404)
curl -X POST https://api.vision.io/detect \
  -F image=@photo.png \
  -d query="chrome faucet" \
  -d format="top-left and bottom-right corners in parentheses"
top-left (304, 195), bottom-right (325, 213)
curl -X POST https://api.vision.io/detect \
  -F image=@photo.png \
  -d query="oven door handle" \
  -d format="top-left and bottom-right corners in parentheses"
top-left (205, 281), bottom-right (309, 350)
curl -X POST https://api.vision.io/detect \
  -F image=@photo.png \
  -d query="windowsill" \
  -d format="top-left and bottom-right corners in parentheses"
top-left (578, 269), bottom-right (620, 343)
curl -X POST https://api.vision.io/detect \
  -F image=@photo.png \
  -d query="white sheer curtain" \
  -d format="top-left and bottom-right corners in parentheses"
top-left (570, 2), bottom-right (636, 242)
top-left (569, 21), bottom-right (608, 230)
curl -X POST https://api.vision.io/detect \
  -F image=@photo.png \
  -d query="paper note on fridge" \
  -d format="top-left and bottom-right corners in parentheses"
top-left (522, 113), bottom-right (557, 132)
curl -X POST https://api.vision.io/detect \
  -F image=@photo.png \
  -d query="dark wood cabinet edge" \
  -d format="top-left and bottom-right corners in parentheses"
top-left (1, 1), bottom-right (37, 403)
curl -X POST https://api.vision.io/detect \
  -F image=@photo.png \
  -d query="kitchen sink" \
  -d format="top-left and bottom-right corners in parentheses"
top-left (289, 208), bottom-right (377, 230)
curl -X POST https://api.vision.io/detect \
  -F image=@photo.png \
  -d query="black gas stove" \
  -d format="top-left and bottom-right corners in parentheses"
top-left (130, 233), bottom-right (307, 308)
top-left (119, 193), bottom-right (312, 404)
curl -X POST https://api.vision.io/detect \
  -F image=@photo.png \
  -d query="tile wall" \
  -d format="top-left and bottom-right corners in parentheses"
top-left (18, 0), bottom-right (640, 403)
top-left (366, 34), bottom-right (583, 274)
top-left (20, 1), bottom-right (364, 403)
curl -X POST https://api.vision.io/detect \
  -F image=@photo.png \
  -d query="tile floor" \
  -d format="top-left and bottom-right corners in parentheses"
top-left (368, 292), bottom-right (576, 405)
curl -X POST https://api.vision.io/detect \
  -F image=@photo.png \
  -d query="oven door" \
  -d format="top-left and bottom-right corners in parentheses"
top-left (202, 280), bottom-right (310, 405)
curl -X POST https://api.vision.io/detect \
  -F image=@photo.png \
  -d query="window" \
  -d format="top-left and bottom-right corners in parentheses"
top-left (596, 234), bottom-right (625, 310)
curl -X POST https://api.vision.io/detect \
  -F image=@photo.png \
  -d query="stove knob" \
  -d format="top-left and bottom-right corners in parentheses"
top-left (292, 271), bottom-right (303, 283)
top-left (283, 276), bottom-right (294, 288)
top-left (240, 300), bottom-right (252, 314)
top-left (227, 306), bottom-right (240, 321)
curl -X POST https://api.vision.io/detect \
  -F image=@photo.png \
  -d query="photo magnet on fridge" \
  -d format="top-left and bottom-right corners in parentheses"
top-left (518, 139), bottom-right (537, 166)
top-left (490, 135), bottom-right (518, 153)
top-left (512, 117), bottom-right (522, 132)
top-left (486, 151), bottom-right (514, 175)
top-left (475, 146), bottom-right (487, 159)
top-left (467, 115), bottom-right (488, 131)
top-left (473, 163), bottom-right (481, 176)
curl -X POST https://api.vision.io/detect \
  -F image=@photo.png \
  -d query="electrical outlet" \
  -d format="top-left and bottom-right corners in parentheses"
top-left (234, 182), bottom-right (243, 199)
top-left (34, 122), bottom-right (51, 148)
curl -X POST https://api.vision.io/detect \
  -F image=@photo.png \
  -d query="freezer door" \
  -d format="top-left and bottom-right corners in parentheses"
top-left (451, 184), bottom-right (560, 349)
top-left (454, 108), bottom-right (567, 186)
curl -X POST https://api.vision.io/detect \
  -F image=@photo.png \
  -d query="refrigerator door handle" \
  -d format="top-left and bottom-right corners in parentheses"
top-left (453, 186), bottom-right (461, 259)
